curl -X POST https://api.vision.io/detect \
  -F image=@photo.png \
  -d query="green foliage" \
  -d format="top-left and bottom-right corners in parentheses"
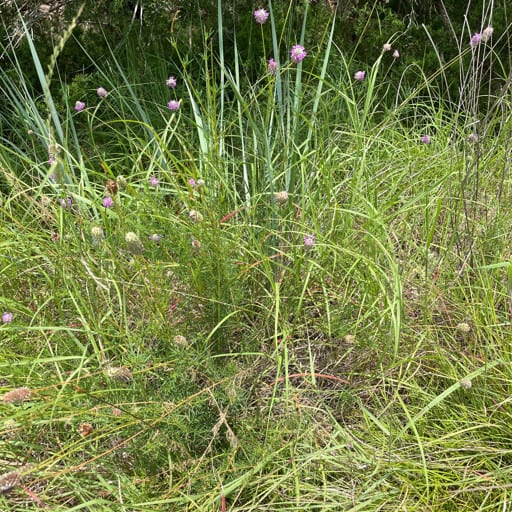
top-left (1, 0), bottom-right (512, 510)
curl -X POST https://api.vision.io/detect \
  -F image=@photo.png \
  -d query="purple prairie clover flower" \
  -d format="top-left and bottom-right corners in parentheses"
top-left (48, 155), bottom-right (56, 165)
top-left (354, 70), bottom-right (366, 81)
top-left (290, 45), bottom-right (307, 64)
top-left (148, 233), bottom-right (163, 243)
top-left (2, 312), bottom-right (13, 324)
top-left (392, 49), bottom-right (400, 58)
top-left (188, 178), bottom-right (196, 188)
top-left (303, 234), bottom-right (316, 248)
top-left (166, 76), bottom-right (177, 88)
top-left (167, 99), bottom-right (181, 111)
top-left (382, 43), bottom-right (392, 52)
top-left (96, 87), bottom-right (108, 98)
top-left (102, 196), bottom-right (114, 208)
top-left (482, 26), bottom-right (493, 42)
top-left (149, 175), bottom-right (160, 187)
top-left (470, 33), bottom-right (482, 46)
top-left (420, 134), bottom-right (431, 144)
top-left (267, 58), bottom-right (278, 74)
top-left (74, 101), bottom-right (86, 112)
top-left (59, 197), bottom-right (73, 208)
top-left (254, 8), bottom-right (269, 24)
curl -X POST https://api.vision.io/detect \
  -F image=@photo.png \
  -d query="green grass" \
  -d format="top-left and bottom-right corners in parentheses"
top-left (1, 2), bottom-right (512, 510)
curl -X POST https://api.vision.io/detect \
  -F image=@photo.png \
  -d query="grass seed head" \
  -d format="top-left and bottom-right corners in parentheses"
top-left (106, 366), bottom-right (133, 383)
top-left (0, 471), bottom-right (20, 493)
top-left (125, 232), bottom-right (144, 255)
top-left (2, 387), bottom-right (31, 404)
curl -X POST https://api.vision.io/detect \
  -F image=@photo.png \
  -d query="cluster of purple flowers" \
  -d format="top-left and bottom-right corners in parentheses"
top-left (382, 43), bottom-right (399, 59)
top-left (73, 87), bottom-right (109, 112)
top-left (165, 75), bottom-right (181, 111)
top-left (253, 8), bottom-right (307, 71)
top-left (470, 26), bottom-right (493, 47)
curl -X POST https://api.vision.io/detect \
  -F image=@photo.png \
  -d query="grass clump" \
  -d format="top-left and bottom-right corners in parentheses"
top-left (1, 1), bottom-right (512, 510)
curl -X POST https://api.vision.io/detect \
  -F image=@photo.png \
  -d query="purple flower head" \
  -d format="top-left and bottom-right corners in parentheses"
top-left (74, 101), bottom-right (86, 112)
top-left (148, 234), bottom-right (163, 243)
top-left (354, 70), bottom-right (366, 81)
top-left (267, 58), bottom-right (278, 74)
top-left (49, 155), bottom-right (56, 165)
top-left (149, 176), bottom-right (160, 187)
top-left (59, 197), bottom-right (73, 208)
top-left (303, 234), bottom-right (316, 248)
top-left (468, 132), bottom-right (479, 143)
top-left (470, 33), bottom-right (482, 47)
top-left (102, 196), bottom-right (114, 208)
top-left (420, 134), bottom-right (431, 144)
top-left (290, 45), bottom-right (307, 64)
top-left (96, 87), bottom-right (108, 98)
top-left (2, 312), bottom-right (13, 324)
top-left (167, 99), bottom-right (181, 111)
top-left (383, 43), bottom-right (392, 52)
top-left (392, 49), bottom-right (400, 58)
top-left (254, 8), bottom-right (269, 24)
top-left (188, 178), bottom-right (197, 188)
top-left (166, 76), bottom-right (177, 88)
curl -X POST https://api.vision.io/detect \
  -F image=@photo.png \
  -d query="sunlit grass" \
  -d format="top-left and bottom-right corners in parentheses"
top-left (1, 2), bottom-right (512, 510)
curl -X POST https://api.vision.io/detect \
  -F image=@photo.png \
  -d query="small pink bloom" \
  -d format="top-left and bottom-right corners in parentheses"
top-left (2, 312), bottom-right (13, 323)
top-left (392, 49), bottom-right (399, 58)
top-left (354, 70), bottom-right (366, 81)
top-left (166, 76), bottom-right (177, 88)
top-left (74, 101), bottom-right (86, 111)
top-left (383, 43), bottom-right (392, 52)
top-left (149, 176), bottom-right (160, 187)
top-left (167, 99), bottom-right (181, 111)
top-left (303, 234), bottom-right (316, 248)
top-left (420, 134), bottom-right (431, 144)
top-left (102, 197), bottom-right (114, 208)
top-left (96, 87), bottom-right (108, 98)
top-left (267, 58), bottom-right (278, 74)
top-left (254, 8), bottom-right (269, 24)
top-left (188, 178), bottom-right (197, 188)
top-left (290, 45), bottom-right (307, 64)
top-left (59, 197), bottom-right (73, 208)
top-left (470, 33), bottom-right (482, 46)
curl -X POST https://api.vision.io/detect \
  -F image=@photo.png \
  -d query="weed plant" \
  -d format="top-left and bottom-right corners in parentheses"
top-left (1, 1), bottom-right (512, 510)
